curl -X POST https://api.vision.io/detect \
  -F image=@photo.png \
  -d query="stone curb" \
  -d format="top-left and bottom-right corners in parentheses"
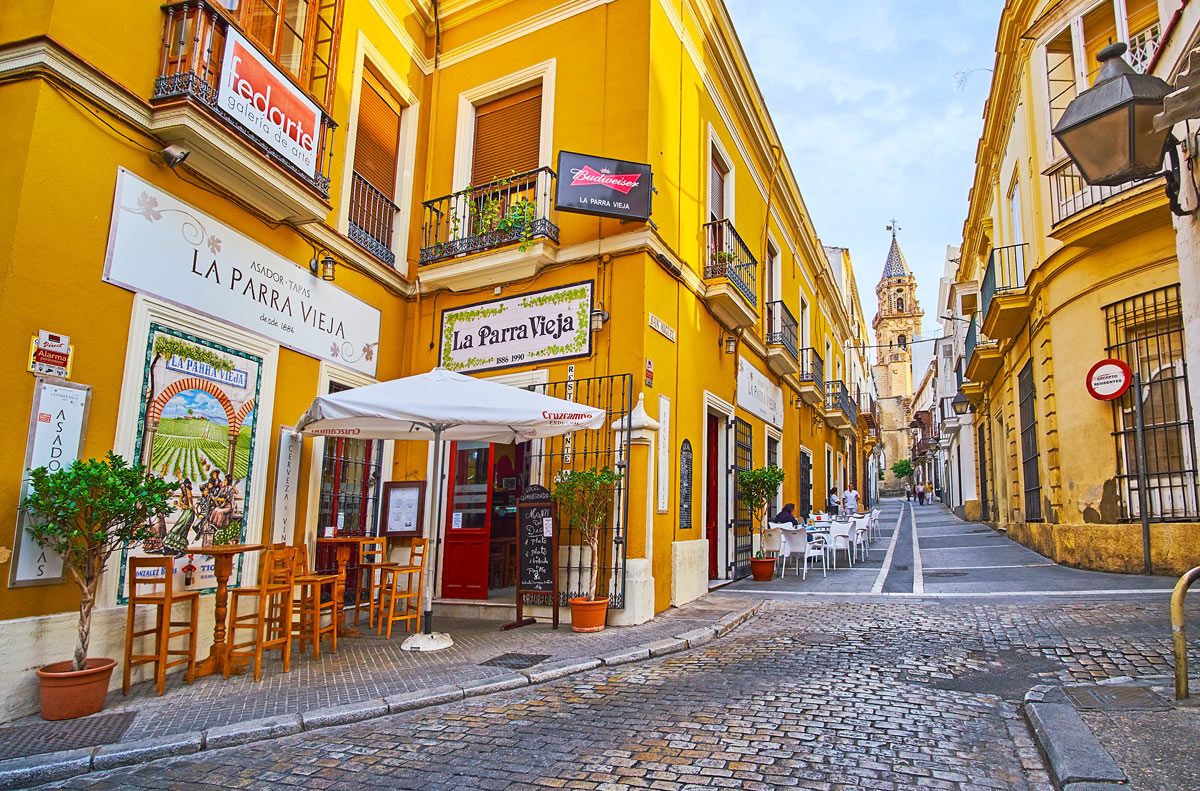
top-left (0, 599), bottom-right (763, 790)
top-left (1022, 692), bottom-right (1127, 788)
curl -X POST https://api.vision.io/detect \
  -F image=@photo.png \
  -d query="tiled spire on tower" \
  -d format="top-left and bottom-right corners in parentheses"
top-left (880, 230), bottom-right (911, 280)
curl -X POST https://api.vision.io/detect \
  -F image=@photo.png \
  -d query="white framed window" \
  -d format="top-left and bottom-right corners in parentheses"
top-left (766, 238), bottom-right (781, 306)
top-left (707, 125), bottom-right (735, 224)
top-left (1008, 175), bottom-right (1024, 245)
top-left (452, 60), bottom-right (556, 193)
top-left (798, 294), bottom-right (810, 349)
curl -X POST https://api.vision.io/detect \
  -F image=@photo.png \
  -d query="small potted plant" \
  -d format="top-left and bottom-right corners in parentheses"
top-left (552, 466), bottom-right (620, 632)
top-left (21, 452), bottom-right (178, 720)
top-left (736, 464), bottom-right (786, 581)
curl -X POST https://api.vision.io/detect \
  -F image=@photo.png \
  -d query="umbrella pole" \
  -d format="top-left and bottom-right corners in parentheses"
top-left (424, 427), bottom-right (444, 635)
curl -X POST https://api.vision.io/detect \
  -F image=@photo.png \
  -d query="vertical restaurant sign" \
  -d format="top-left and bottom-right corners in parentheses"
top-left (105, 169), bottom-right (381, 376)
top-left (10, 380), bottom-right (91, 587)
top-left (657, 395), bottom-right (671, 514)
top-left (218, 27), bottom-right (322, 178)
top-left (439, 282), bottom-right (593, 374)
top-left (272, 426), bottom-right (302, 545)
top-left (737, 356), bottom-right (784, 428)
top-left (555, 151), bottom-right (653, 221)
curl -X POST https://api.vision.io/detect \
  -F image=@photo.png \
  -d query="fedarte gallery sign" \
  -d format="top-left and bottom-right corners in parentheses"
top-left (104, 169), bottom-right (381, 375)
top-left (555, 151), bottom-right (652, 221)
top-left (439, 282), bottom-right (593, 374)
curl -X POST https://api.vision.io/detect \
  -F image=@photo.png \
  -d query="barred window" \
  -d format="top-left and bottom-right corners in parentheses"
top-left (679, 440), bottom-right (693, 530)
top-left (1017, 360), bottom-right (1043, 522)
top-left (1106, 284), bottom-right (1199, 521)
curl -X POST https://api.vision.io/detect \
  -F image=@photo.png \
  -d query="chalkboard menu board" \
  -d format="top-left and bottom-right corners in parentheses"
top-left (518, 486), bottom-right (555, 592)
top-left (505, 485), bottom-right (558, 630)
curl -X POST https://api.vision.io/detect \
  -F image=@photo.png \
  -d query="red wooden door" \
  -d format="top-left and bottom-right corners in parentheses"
top-left (706, 415), bottom-right (720, 579)
top-left (440, 441), bottom-right (493, 599)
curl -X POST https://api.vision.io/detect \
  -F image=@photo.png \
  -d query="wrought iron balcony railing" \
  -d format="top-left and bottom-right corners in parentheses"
top-left (966, 313), bottom-right (979, 361)
top-left (765, 301), bottom-right (798, 358)
top-left (797, 347), bottom-right (824, 393)
top-left (824, 381), bottom-right (857, 424)
top-left (348, 173), bottom-right (400, 267)
top-left (980, 242), bottom-right (1028, 316)
top-left (419, 167), bottom-right (559, 265)
top-left (1046, 159), bottom-right (1156, 225)
top-left (152, 1), bottom-right (337, 198)
top-left (703, 219), bottom-right (758, 307)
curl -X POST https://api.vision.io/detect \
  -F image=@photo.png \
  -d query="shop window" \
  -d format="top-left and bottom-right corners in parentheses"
top-left (237, 0), bottom-right (342, 107)
top-left (679, 439), bottom-right (693, 530)
top-left (317, 382), bottom-right (383, 539)
top-left (349, 69), bottom-right (403, 264)
top-left (472, 85), bottom-right (542, 186)
top-left (1106, 285), bottom-right (1199, 521)
top-left (1017, 360), bottom-right (1043, 522)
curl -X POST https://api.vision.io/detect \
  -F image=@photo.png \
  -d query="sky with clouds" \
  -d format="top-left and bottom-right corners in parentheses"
top-left (725, 0), bottom-right (1003, 349)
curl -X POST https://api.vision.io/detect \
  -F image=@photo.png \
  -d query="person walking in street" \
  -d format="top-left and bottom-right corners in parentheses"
top-left (842, 484), bottom-right (860, 516)
top-left (905, 482), bottom-right (912, 501)
top-left (917, 482), bottom-right (926, 505)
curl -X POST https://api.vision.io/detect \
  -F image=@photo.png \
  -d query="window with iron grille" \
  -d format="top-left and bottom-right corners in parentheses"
top-left (1105, 284), bottom-right (1199, 521)
top-left (766, 436), bottom-right (779, 515)
top-left (316, 381), bottom-right (384, 601)
top-left (679, 439), bottom-right (693, 530)
top-left (1017, 361), bottom-right (1043, 522)
top-left (798, 450), bottom-right (812, 517)
top-left (977, 423), bottom-right (989, 521)
top-left (733, 418), bottom-right (753, 579)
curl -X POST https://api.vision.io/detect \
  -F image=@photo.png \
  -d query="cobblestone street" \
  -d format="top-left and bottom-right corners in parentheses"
top-left (39, 502), bottom-right (1197, 791)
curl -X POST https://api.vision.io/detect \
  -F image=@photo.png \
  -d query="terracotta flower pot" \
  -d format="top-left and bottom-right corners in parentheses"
top-left (36, 657), bottom-right (117, 721)
top-left (568, 596), bottom-right (609, 632)
top-left (750, 557), bottom-right (776, 581)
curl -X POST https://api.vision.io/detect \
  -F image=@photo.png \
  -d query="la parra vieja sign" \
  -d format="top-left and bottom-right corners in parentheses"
top-left (555, 151), bottom-right (652, 222)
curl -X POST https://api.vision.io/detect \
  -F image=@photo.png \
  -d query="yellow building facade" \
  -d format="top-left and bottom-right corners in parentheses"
top-left (957, 0), bottom-right (1199, 575)
top-left (0, 0), bottom-right (872, 718)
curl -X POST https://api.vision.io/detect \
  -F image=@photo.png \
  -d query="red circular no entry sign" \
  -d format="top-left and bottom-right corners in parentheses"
top-left (1086, 358), bottom-right (1133, 400)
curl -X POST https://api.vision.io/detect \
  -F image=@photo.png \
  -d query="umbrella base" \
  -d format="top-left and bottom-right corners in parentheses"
top-left (400, 632), bottom-right (454, 652)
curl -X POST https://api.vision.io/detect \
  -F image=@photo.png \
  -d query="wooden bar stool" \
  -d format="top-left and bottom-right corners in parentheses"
top-left (354, 537), bottom-right (398, 629)
top-left (377, 538), bottom-right (427, 639)
top-left (287, 543), bottom-right (338, 657)
top-left (228, 547), bottom-right (294, 681)
top-left (122, 556), bottom-right (199, 695)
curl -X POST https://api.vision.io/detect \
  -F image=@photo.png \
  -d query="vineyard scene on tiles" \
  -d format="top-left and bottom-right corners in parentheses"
top-left (116, 325), bottom-right (263, 603)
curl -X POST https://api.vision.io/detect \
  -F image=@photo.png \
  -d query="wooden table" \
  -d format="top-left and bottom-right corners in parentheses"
top-left (186, 543), bottom-right (264, 678)
top-left (316, 536), bottom-right (376, 637)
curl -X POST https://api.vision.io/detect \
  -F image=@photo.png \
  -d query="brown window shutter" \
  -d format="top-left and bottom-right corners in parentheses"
top-left (353, 71), bottom-right (402, 198)
top-left (710, 156), bottom-right (726, 221)
top-left (472, 85), bottom-right (542, 186)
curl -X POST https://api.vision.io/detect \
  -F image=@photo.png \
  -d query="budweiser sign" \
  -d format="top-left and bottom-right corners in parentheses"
top-left (556, 151), bottom-right (652, 222)
top-left (569, 166), bottom-right (642, 194)
top-left (218, 28), bottom-right (322, 178)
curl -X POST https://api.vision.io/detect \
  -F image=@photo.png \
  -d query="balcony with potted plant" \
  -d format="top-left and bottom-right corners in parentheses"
top-left (702, 219), bottom-right (758, 329)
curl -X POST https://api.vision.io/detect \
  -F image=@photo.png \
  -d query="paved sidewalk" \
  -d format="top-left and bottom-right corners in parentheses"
top-left (0, 593), bottom-right (758, 784)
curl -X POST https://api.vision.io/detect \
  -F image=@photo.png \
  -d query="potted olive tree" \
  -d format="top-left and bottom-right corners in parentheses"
top-left (21, 452), bottom-right (178, 719)
top-left (736, 464), bottom-right (786, 581)
top-left (551, 466), bottom-right (620, 632)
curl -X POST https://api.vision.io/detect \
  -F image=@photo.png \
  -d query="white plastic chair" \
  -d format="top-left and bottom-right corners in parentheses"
top-left (762, 524), bottom-right (784, 572)
top-left (785, 530), bottom-right (827, 579)
top-left (828, 520), bottom-right (854, 568)
top-left (851, 515), bottom-right (871, 561)
top-left (869, 508), bottom-right (882, 541)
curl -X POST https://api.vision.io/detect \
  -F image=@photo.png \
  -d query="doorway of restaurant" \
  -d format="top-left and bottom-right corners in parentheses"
top-left (706, 414), bottom-right (723, 579)
top-left (440, 441), bottom-right (526, 600)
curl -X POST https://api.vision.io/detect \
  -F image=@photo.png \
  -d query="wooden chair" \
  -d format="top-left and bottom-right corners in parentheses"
top-left (277, 542), bottom-right (338, 657)
top-left (228, 547), bottom-right (294, 681)
top-left (354, 537), bottom-right (397, 629)
top-left (377, 538), bottom-right (427, 639)
top-left (122, 556), bottom-right (199, 695)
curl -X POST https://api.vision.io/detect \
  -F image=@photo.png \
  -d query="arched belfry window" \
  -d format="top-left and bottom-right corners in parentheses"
top-left (898, 334), bottom-right (907, 349)
top-left (679, 439), bottom-right (693, 529)
top-left (897, 297), bottom-right (904, 313)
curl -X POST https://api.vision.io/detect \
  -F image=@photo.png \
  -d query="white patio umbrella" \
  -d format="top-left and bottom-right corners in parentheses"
top-left (295, 367), bottom-right (606, 650)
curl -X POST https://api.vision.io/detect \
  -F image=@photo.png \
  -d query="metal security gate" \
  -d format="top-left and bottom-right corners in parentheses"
top-left (732, 417), bottom-right (753, 580)
top-left (1017, 361), bottom-right (1043, 522)
top-left (526, 373), bottom-right (632, 608)
top-left (978, 423), bottom-right (989, 521)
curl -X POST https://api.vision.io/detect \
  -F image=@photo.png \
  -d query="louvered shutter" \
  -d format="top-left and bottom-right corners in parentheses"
top-left (353, 72), bottom-right (401, 198)
top-left (709, 155), bottom-right (726, 221)
top-left (472, 86), bottom-right (542, 186)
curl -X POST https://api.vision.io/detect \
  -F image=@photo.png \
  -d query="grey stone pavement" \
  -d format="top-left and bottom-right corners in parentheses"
top-left (21, 499), bottom-right (1200, 789)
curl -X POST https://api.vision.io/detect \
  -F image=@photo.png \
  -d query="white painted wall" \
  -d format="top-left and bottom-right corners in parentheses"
top-left (670, 539), bottom-right (709, 606)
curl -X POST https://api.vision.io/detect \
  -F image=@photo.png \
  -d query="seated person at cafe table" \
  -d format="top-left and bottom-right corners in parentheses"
top-left (771, 503), bottom-right (815, 541)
